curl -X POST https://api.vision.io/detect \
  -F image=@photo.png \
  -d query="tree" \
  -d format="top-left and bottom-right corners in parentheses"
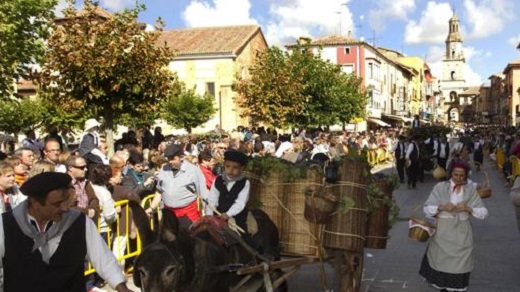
top-left (0, 98), bottom-right (52, 136)
top-left (161, 87), bottom-right (217, 133)
top-left (235, 40), bottom-right (367, 130)
top-left (38, 0), bottom-right (179, 151)
top-left (286, 40), bottom-right (367, 128)
top-left (234, 46), bottom-right (307, 129)
top-left (0, 0), bottom-right (57, 98)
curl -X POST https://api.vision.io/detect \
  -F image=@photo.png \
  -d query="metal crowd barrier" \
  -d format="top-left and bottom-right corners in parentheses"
top-left (510, 156), bottom-right (520, 182)
top-left (496, 148), bottom-right (505, 169)
top-left (84, 192), bottom-right (197, 276)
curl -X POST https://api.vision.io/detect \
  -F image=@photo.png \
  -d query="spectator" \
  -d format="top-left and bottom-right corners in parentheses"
top-left (66, 155), bottom-right (99, 220)
top-left (42, 138), bottom-right (66, 172)
top-left (12, 147), bottom-right (36, 170)
top-left (28, 160), bottom-right (56, 178)
top-left (0, 162), bottom-right (26, 212)
top-left (7, 157), bottom-right (28, 186)
top-left (121, 152), bottom-right (156, 200)
top-left (79, 118), bottom-right (104, 166)
top-left (198, 150), bottom-right (216, 190)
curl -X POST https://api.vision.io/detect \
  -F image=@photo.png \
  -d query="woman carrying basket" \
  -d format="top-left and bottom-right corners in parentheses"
top-left (419, 158), bottom-right (488, 292)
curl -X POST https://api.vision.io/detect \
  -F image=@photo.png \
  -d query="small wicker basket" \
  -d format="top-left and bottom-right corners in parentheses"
top-left (478, 171), bottom-right (491, 199)
top-left (408, 218), bottom-right (435, 242)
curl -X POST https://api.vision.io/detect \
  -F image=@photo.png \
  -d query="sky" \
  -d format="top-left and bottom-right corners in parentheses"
top-left (60, 0), bottom-right (520, 87)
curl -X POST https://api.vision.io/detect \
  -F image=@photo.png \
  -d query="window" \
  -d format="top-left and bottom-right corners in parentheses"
top-left (341, 65), bottom-right (354, 74)
top-left (451, 71), bottom-right (455, 80)
top-left (345, 47), bottom-right (350, 54)
top-left (205, 82), bottom-right (215, 97)
top-left (368, 63), bottom-right (373, 79)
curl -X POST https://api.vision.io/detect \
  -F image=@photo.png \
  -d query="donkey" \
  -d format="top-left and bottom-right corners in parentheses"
top-left (129, 201), bottom-right (286, 292)
top-left (129, 201), bottom-right (192, 291)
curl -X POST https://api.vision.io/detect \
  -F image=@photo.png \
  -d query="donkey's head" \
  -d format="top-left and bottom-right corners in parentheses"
top-left (129, 201), bottom-right (187, 292)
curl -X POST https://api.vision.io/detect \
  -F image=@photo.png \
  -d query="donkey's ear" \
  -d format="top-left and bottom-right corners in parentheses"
top-left (128, 201), bottom-right (154, 246)
top-left (159, 208), bottom-right (179, 242)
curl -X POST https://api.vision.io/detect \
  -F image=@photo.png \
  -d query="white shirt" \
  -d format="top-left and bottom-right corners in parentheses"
top-left (206, 178), bottom-right (250, 217)
top-left (91, 184), bottom-right (117, 232)
top-left (434, 142), bottom-right (449, 159)
top-left (0, 214), bottom-right (126, 290)
top-left (423, 180), bottom-right (488, 220)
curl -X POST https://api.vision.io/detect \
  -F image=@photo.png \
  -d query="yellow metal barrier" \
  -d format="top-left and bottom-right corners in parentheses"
top-left (511, 156), bottom-right (520, 182)
top-left (496, 148), bottom-right (505, 169)
top-left (141, 194), bottom-right (162, 231)
top-left (85, 199), bottom-right (142, 276)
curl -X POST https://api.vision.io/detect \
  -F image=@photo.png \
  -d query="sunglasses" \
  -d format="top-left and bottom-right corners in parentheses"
top-left (71, 165), bottom-right (87, 170)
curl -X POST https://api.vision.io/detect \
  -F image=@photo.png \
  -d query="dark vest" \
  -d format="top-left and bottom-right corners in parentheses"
top-left (410, 142), bottom-right (420, 161)
top-left (395, 142), bottom-right (406, 159)
top-left (215, 176), bottom-right (248, 232)
top-left (2, 212), bottom-right (87, 292)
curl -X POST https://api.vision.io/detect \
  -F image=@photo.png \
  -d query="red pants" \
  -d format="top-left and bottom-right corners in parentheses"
top-left (166, 200), bottom-right (200, 222)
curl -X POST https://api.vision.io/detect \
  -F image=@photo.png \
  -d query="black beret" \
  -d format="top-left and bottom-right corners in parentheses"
top-left (20, 172), bottom-right (72, 199)
top-left (224, 150), bottom-right (249, 165)
top-left (164, 144), bottom-right (184, 158)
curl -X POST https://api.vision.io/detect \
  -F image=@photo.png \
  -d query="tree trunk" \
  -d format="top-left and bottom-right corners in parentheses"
top-left (104, 106), bottom-right (115, 157)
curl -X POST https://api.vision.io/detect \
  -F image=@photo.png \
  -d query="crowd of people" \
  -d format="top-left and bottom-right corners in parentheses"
top-left (1, 117), bottom-right (519, 291)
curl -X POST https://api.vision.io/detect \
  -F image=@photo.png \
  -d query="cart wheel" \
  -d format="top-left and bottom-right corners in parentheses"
top-left (335, 251), bottom-right (364, 292)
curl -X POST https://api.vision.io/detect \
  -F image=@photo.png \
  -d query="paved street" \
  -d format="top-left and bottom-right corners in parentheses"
top-left (109, 157), bottom-right (520, 292)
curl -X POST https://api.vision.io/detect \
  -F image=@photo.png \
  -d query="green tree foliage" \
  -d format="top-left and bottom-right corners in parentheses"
top-left (234, 46), bottom-right (307, 129)
top-left (161, 87), bottom-right (217, 133)
top-left (235, 39), bottom-right (367, 129)
top-left (38, 0), bottom-right (179, 148)
top-left (0, 0), bottom-right (57, 97)
top-left (0, 98), bottom-right (51, 134)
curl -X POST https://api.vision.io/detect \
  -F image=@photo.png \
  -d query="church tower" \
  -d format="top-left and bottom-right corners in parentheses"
top-left (440, 11), bottom-right (466, 120)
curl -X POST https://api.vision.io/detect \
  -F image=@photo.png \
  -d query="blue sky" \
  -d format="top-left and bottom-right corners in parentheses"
top-left (62, 0), bottom-right (520, 87)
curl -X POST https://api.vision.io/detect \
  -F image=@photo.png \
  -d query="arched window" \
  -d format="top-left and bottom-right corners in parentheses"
top-left (451, 71), bottom-right (455, 80)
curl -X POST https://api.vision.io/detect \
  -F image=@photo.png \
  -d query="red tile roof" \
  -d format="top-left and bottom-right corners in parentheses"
top-left (157, 25), bottom-right (265, 58)
top-left (289, 35), bottom-right (362, 47)
top-left (16, 79), bottom-right (37, 91)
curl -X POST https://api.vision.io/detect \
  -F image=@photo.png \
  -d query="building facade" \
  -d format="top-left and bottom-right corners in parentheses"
top-left (289, 35), bottom-right (415, 129)
top-left (157, 25), bottom-right (268, 132)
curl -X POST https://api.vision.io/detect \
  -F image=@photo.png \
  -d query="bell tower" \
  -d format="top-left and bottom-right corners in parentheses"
top-left (440, 10), bottom-right (466, 120)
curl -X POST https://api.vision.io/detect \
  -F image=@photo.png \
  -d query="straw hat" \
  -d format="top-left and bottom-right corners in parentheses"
top-left (84, 118), bottom-right (101, 131)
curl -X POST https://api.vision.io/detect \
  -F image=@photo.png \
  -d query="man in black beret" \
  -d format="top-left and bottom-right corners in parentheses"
top-left (205, 150), bottom-right (251, 237)
top-left (0, 172), bottom-right (132, 292)
top-left (155, 143), bottom-right (208, 222)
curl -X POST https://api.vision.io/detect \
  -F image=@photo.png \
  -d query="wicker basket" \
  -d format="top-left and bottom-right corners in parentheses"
top-left (304, 184), bottom-right (338, 224)
top-left (245, 169), bottom-right (285, 237)
top-left (365, 179), bottom-right (392, 249)
top-left (281, 167), bottom-right (325, 256)
top-left (408, 218), bottom-right (434, 242)
top-left (323, 159), bottom-right (369, 252)
top-left (478, 171), bottom-right (491, 199)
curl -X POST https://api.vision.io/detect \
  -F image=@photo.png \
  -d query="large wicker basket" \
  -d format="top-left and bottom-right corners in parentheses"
top-left (245, 169), bottom-right (285, 238)
top-left (365, 179), bottom-right (392, 249)
top-left (323, 158), bottom-right (369, 252)
top-left (281, 167), bottom-right (325, 256)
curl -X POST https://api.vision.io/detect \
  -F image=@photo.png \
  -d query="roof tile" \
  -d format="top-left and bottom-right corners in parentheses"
top-left (157, 25), bottom-right (262, 57)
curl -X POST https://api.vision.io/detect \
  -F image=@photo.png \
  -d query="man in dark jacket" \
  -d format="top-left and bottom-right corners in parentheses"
top-left (0, 172), bottom-right (132, 291)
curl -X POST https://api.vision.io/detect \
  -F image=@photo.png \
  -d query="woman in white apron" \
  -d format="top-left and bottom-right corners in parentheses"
top-left (419, 158), bottom-right (488, 291)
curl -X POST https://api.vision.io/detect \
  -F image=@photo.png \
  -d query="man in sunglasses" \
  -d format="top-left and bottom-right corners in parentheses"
top-left (65, 155), bottom-right (99, 220)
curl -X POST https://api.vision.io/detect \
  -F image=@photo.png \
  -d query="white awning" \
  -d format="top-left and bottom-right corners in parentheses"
top-left (367, 117), bottom-right (391, 127)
